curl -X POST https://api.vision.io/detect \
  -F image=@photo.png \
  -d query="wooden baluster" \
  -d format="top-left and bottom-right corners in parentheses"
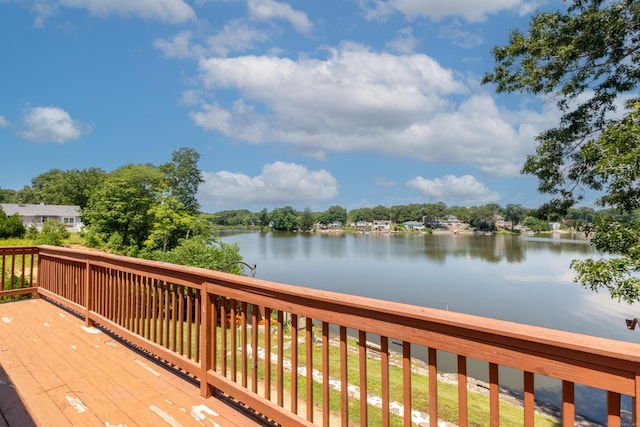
top-left (607, 391), bottom-right (621, 427)
top-left (277, 310), bottom-right (284, 407)
top-left (220, 297), bottom-right (228, 377)
top-left (458, 355), bottom-right (468, 427)
top-left (524, 371), bottom-right (534, 427)
top-left (306, 317), bottom-right (313, 422)
top-left (562, 380), bottom-right (574, 427)
top-left (291, 313), bottom-right (299, 414)
top-left (340, 326), bottom-right (348, 427)
top-left (230, 300), bottom-right (237, 381)
top-left (381, 336), bottom-right (389, 427)
top-left (403, 342), bottom-right (411, 427)
top-left (241, 301), bottom-right (248, 388)
top-left (322, 321), bottom-right (330, 427)
top-left (251, 303), bottom-right (258, 393)
top-left (359, 330), bottom-right (367, 426)
top-left (489, 363), bottom-right (500, 427)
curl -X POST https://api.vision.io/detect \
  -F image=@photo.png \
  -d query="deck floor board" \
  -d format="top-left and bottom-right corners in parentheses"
top-left (0, 298), bottom-right (267, 427)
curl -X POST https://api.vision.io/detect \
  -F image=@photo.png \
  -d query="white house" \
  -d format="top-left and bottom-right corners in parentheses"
top-left (372, 220), bottom-right (393, 230)
top-left (402, 221), bottom-right (425, 230)
top-left (0, 203), bottom-right (83, 232)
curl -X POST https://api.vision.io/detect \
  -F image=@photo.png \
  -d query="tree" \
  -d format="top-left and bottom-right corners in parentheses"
top-left (12, 185), bottom-right (40, 204)
top-left (348, 207), bottom-right (374, 222)
top-left (145, 195), bottom-right (194, 252)
top-left (422, 202), bottom-right (448, 224)
top-left (504, 204), bottom-right (528, 227)
top-left (270, 206), bottom-right (299, 231)
top-left (162, 147), bottom-right (203, 215)
top-left (0, 210), bottom-right (25, 239)
top-left (371, 205), bottom-right (390, 220)
top-left (152, 235), bottom-right (244, 272)
top-left (83, 163), bottom-right (166, 250)
top-left (299, 208), bottom-right (315, 231)
top-left (318, 205), bottom-right (347, 225)
top-left (484, 0), bottom-right (640, 302)
top-left (522, 216), bottom-right (552, 233)
top-left (258, 208), bottom-right (270, 227)
top-left (468, 205), bottom-right (497, 232)
top-left (30, 168), bottom-right (105, 207)
top-left (36, 220), bottom-right (70, 246)
top-left (0, 188), bottom-right (15, 203)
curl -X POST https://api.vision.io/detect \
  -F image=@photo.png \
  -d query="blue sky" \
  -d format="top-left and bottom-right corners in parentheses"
top-left (0, 0), bottom-right (566, 213)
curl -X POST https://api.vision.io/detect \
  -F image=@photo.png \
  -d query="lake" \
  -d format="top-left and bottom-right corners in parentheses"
top-left (218, 229), bottom-right (639, 422)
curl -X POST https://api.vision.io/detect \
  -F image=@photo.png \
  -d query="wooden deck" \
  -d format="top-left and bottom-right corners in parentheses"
top-left (0, 298), bottom-right (268, 427)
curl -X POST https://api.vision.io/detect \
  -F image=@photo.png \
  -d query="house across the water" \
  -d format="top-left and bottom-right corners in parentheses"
top-left (0, 203), bottom-right (83, 232)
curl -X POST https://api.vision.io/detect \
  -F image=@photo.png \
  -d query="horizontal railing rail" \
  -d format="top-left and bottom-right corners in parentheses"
top-left (5, 245), bottom-right (640, 426)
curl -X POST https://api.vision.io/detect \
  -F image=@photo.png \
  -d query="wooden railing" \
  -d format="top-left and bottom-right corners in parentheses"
top-left (3, 245), bottom-right (640, 426)
top-left (0, 246), bottom-right (38, 302)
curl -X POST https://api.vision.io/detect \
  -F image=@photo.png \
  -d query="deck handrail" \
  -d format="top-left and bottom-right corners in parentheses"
top-left (3, 244), bottom-right (639, 426)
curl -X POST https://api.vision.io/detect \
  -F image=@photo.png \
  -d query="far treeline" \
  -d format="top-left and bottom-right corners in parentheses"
top-left (203, 203), bottom-right (630, 233)
top-left (0, 148), bottom-right (245, 275)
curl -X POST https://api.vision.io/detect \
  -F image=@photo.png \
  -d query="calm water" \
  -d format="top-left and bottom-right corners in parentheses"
top-left (219, 230), bottom-right (638, 343)
top-left (219, 230), bottom-right (639, 421)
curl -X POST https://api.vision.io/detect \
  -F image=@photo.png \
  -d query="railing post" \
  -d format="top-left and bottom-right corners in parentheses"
top-left (200, 284), bottom-right (214, 398)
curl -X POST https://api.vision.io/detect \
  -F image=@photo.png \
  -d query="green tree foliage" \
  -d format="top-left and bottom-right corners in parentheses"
top-left (12, 185), bottom-right (40, 204)
top-left (299, 207), bottom-right (315, 231)
top-left (83, 163), bottom-right (166, 250)
top-left (162, 147), bottom-right (203, 215)
top-left (31, 168), bottom-right (106, 207)
top-left (318, 205), bottom-right (347, 225)
top-left (484, 0), bottom-right (640, 302)
top-left (258, 208), bottom-right (270, 227)
top-left (348, 207), bottom-right (374, 222)
top-left (270, 206), bottom-right (299, 231)
top-left (36, 220), bottom-right (70, 246)
top-left (503, 204), bottom-right (528, 226)
top-left (468, 206), bottom-right (497, 232)
top-left (205, 210), bottom-right (259, 226)
top-left (152, 236), bottom-right (244, 273)
top-left (145, 195), bottom-right (193, 252)
top-left (523, 216), bottom-right (552, 233)
top-left (0, 188), bottom-right (16, 203)
top-left (371, 205), bottom-right (390, 220)
top-left (0, 209), bottom-right (25, 239)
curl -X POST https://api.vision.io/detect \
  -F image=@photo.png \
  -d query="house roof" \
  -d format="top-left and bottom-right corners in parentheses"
top-left (0, 203), bottom-right (81, 217)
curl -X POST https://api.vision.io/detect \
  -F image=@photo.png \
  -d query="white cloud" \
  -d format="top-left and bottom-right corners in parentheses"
top-left (32, 2), bottom-right (58, 28)
top-left (191, 43), bottom-right (545, 176)
top-left (376, 177), bottom-right (396, 188)
top-left (205, 21), bottom-right (270, 56)
top-left (154, 31), bottom-right (199, 58)
top-left (407, 175), bottom-right (500, 206)
top-left (438, 20), bottom-right (484, 49)
top-left (248, 0), bottom-right (313, 33)
top-left (361, 0), bottom-right (528, 22)
top-left (0, 115), bottom-right (9, 128)
top-left (154, 23), bottom-right (269, 59)
top-left (58, 0), bottom-right (196, 24)
top-left (20, 106), bottom-right (90, 143)
top-left (386, 27), bottom-right (419, 54)
top-left (198, 161), bottom-right (338, 210)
